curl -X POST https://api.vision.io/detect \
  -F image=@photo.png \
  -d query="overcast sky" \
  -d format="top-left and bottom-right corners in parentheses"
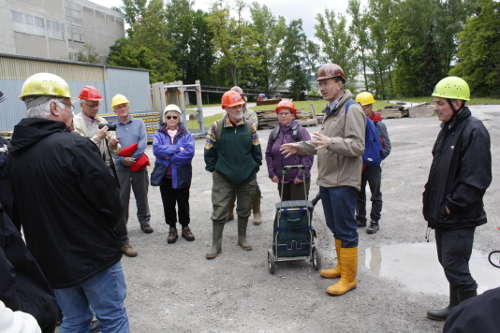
top-left (98, 0), bottom-right (362, 39)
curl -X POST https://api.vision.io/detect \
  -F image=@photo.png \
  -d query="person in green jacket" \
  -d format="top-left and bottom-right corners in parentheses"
top-left (204, 90), bottom-right (262, 259)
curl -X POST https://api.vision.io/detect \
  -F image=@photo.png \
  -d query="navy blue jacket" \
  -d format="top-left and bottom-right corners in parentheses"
top-left (152, 125), bottom-right (195, 189)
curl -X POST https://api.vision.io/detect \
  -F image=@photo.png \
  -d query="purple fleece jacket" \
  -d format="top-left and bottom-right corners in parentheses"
top-left (265, 120), bottom-right (313, 183)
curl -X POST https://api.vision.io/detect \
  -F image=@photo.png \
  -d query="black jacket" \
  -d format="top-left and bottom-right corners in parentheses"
top-left (0, 203), bottom-right (59, 332)
top-left (9, 118), bottom-right (122, 289)
top-left (422, 107), bottom-right (491, 230)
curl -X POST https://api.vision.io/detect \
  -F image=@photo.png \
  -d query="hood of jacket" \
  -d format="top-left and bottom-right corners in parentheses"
top-left (10, 118), bottom-right (67, 155)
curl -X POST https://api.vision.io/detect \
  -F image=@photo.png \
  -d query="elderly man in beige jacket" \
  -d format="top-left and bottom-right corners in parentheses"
top-left (281, 63), bottom-right (365, 296)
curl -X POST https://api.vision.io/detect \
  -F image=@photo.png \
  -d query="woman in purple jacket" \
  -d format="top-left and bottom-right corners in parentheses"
top-left (152, 104), bottom-right (195, 244)
top-left (265, 100), bottom-right (313, 200)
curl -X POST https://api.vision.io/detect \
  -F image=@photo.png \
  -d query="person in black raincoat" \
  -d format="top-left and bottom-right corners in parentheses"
top-left (0, 90), bottom-right (59, 332)
top-left (8, 74), bottom-right (130, 332)
top-left (423, 77), bottom-right (491, 321)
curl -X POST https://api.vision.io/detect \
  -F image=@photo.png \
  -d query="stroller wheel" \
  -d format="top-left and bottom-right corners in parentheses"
top-left (267, 249), bottom-right (276, 274)
top-left (311, 247), bottom-right (321, 270)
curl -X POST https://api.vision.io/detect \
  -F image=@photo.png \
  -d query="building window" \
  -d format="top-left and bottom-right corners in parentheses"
top-left (11, 10), bottom-right (23, 23)
top-left (35, 16), bottom-right (44, 28)
top-left (24, 14), bottom-right (34, 25)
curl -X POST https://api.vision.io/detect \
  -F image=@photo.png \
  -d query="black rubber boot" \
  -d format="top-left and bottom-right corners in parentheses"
top-left (366, 220), bottom-right (379, 234)
top-left (427, 286), bottom-right (459, 321)
top-left (457, 289), bottom-right (477, 303)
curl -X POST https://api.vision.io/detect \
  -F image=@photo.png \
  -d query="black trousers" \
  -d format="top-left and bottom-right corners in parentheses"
top-left (357, 164), bottom-right (382, 222)
top-left (159, 178), bottom-right (190, 228)
top-left (435, 227), bottom-right (477, 292)
top-left (277, 178), bottom-right (310, 201)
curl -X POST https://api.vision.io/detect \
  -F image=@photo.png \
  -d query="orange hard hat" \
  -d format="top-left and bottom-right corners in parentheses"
top-left (79, 85), bottom-right (102, 101)
top-left (275, 100), bottom-right (297, 115)
top-left (316, 63), bottom-right (346, 82)
top-left (221, 90), bottom-right (245, 109)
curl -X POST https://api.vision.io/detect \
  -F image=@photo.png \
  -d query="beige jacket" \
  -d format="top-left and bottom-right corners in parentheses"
top-left (296, 90), bottom-right (365, 190)
top-left (73, 113), bottom-right (121, 166)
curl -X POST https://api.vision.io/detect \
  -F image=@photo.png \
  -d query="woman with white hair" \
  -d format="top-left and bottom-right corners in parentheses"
top-left (152, 104), bottom-right (195, 244)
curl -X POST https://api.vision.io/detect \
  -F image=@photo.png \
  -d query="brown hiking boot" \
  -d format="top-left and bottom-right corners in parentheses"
top-left (121, 244), bottom-right (138, 257)
top-left (181, 226), bottom-right (195, 241)
top-left (167, 227), bottom-right (178, 244)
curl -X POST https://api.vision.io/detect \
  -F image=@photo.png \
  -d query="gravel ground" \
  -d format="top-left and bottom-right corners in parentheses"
top-left (120, 105), bottom-right (500, 333)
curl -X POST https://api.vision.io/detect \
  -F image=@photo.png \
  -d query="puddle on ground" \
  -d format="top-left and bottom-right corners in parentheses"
top-left (365, 242), bottom-right (500, 295)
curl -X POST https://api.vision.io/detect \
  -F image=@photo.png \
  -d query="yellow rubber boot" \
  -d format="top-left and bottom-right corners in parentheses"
top-left (326, 247), bottom-right (358, 296)
top-left (320, 239), bottom-right (342, 278)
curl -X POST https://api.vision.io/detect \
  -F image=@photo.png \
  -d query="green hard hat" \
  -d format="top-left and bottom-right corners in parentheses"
top-left (432, 76), bottom-right (470, 101)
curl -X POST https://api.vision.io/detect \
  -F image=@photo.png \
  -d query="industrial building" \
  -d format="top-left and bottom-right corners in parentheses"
top-left (0, 0), bottom-right (125, 62)
top-left (0, 53), bottom-right (152, 132)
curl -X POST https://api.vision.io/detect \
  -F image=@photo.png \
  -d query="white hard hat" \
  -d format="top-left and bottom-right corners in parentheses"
top-left (163, 104), bottom-right (182, 117)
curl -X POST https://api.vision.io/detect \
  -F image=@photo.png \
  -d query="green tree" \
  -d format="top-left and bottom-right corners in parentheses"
top-left (107, 0), bottom-right (177, 83)
top-left (388, 0), bottom-right (475, 97)
top-left (278, 19), bottom-right (310, 100)
top-left (206, 0), bottom-right (260, 87)
top-left (76, 43), bottom-right (100, 64)
top-left (348, 0), bottom-right (370, 91)
top-left (450, 0), bottom-right (499, 96)
top-left (315, 9), bottom-right (358, 82)
top-left (164, 0), bottom-right (214, 84)
top-left (366, 0), bottom-right (395, 98)
top-left (248, 3), bottom-right (286, 94)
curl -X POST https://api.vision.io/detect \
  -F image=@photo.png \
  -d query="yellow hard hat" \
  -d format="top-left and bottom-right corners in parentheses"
top-left (20, 73), bottom-right (71, 100)
top-left (355, 92), bottom-right (375, 106)
top-left (111, 94), bottom-right (129, 109)
top-left (432, 76), bottom-right (470, 101)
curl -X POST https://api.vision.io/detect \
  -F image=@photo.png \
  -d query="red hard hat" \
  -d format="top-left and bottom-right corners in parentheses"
top-left (221, 90), bottom-right (245, 109)
top-left (79, 85), bottom-right (103, 101)
top-left (275, 100), bottom-right (297, 115)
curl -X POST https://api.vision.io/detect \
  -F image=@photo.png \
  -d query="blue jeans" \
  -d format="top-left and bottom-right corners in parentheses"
top-left (54, 261), bottom-right (129, 333)
top-left (320, 186), bottom-right (358, 248)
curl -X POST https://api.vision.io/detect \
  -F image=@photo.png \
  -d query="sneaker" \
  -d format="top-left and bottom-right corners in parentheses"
top-left (167, 227), bottom-right (178, 244)
top-left (181, 226), bottom-right (195, 241)
top-left (120, 244), bottom-right (138, 257)
top-left (366, 221), bottom-right (379, 234)
top-left (141, 223), bottom-right (154, 234)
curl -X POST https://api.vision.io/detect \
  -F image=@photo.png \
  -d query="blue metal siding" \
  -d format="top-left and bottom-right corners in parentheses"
top-left (0, 57), bottom-right (151, 131)
top-left (105, 68), bottom-right (151, 114)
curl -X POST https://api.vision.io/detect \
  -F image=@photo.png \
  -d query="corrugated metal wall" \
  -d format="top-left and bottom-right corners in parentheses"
top-left (105, 67), bottom-right (151, 112)
top-left (0, 55), bottom-right (151, 131)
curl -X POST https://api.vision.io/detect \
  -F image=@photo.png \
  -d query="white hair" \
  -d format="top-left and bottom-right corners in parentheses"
top-left (24, 96), bottom-right (65, 119)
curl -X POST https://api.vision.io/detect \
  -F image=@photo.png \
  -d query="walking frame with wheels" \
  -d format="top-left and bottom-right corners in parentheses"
top-left (488, 227), bottom-right (500, 269)
top-left (267, 164), bottom-right (321, 274)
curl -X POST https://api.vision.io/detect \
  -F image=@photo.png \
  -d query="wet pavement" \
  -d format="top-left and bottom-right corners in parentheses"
top-left (364, 243), bottom-right (500, 296)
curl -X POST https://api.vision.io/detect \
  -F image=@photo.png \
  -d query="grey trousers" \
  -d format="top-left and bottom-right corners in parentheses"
top-left (116, 168), bottom-right (151, 244)
top-left (211, 171), bottom-right (257, 224)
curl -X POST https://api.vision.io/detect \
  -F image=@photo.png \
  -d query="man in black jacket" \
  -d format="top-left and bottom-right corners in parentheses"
top-left (9, 73), bottom-right (130, 332)
top-left (423, 76), bottom-right (491, 321)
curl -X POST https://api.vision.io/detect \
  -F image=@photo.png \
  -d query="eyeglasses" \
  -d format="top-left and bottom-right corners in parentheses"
top-left (166, 116), bottom-right (178, 120)
top-left (61, 101), bottom-right (75, 111)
